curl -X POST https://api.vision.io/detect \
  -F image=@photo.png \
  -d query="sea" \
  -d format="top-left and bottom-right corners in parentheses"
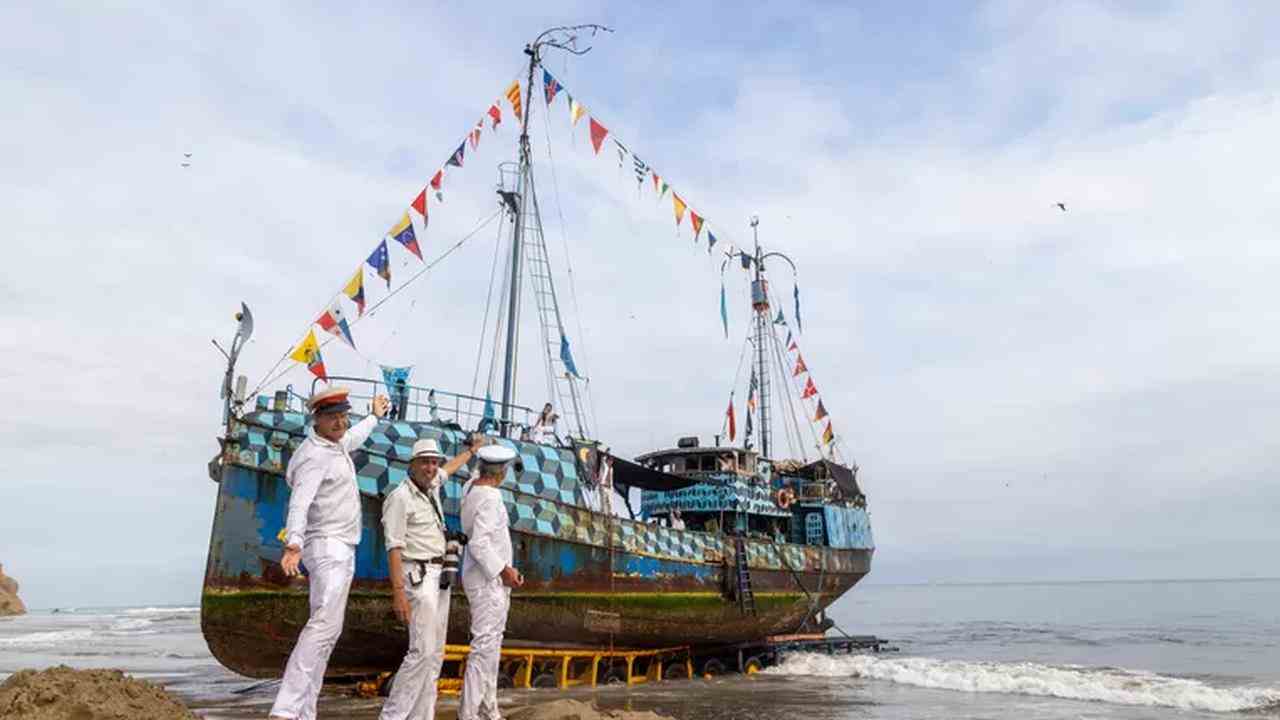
top-left (2, 579), bottom-right (1279, 719)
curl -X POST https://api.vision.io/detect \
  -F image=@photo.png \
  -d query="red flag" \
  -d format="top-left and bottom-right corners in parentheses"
top-left (690, 210), bottom-right (704, 241)
top-left (411, 189), bottom-right (427, 217)
top-left (726, 396), bottom-right (737, 442)
top-left (802, 377), bottom-right (818, 399)
top-left (793, 355), bottom-right (808, 376)
top-left (589, 118), bottom-right (608, 155)
top-left (788, 339), bottom-right (798, 352)
top-left (487, 104), bottom-right (502, 129)
top-left (430, 170), bottom-right (443, 201)
top-left (652, 171), bottom-right (660, 193)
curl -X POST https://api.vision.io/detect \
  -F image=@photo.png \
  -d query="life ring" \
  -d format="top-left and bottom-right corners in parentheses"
top-left (773, 488), bottom-right (796, 510)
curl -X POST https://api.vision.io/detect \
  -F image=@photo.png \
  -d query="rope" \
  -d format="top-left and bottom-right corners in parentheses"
top-left (469, 208), bottom-right (510, 404)
top-left (251, 209), bottom-right (503, 395)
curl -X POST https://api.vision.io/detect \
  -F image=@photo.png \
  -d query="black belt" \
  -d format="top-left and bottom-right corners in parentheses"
top-left (412, 556), bottom-right (445, 565)
top-left (408, 556), bottom-right (445, 587)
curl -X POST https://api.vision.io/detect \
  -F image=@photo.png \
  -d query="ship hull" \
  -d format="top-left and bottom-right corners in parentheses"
top-left (204, 417), bottom-right (872, 678)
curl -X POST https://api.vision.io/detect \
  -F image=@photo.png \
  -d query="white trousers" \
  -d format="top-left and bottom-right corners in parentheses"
top-left (379, 565), bottom-right (451, 720)
top-left (457, 577), bottom-right (511, 720)
top-left (270, 538), bottom-right (355, 720)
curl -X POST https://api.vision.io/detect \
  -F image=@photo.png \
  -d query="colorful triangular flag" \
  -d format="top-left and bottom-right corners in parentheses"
top-left (821, 422), bottom-right (834, 445)
top-left (289, 329), bottom-right (326, 380)
top-left (367, 239), bottom-right (391, 288)
top-left (690, 210), bottom-right (704, 242)
top-left (487, 103), bottom-right (502, 129)
top-left (446, 142), bottom-right (465, 168)
top-left (505, 80), bottom-right (522, 120)
top-left (659, 178), bottom-right (669, 199)
top-left (430, 170), bottom-right (444, 201)
top-left (814, 400), bottom-right (829, 422)
top-left (316, 300), bottom-right (355, 349)
top-left (589, 118), bottom-right (608, 155)
top-left (389, 212), bottom-right (422, 261)
top-left (651, 170), bottom-right (661, 194)
top-left (801, 377), bottom-right (818, 399)
top-left (613, 139), bottom-right (627, 169)
top-left (469, 124), bottom-right (482, 150)
top-left (411, 188), bottom-right (427, 218)
top-left (569, 95), bottom-right (586, 126)
top-left (793, 354), bottom-right (808, 376)
top-left (559, 333), bottom-right (580, 378)
top-left (719, 281), bottom-right (728, 338)
top-left (343, 267), bottom-right (365, 317)
top-left (673, 193), bottom-right (687, 227)
top-left (747, 368), bottom-right (758, 412)
top-left (708, 230), bottom-right (718, 255)
top-left (774, 308), bottom-right (785, 325)
top-left (543, 69), bottom-right (561, 105)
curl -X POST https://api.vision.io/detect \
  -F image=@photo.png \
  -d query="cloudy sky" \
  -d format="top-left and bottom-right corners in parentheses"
top-left (3, 2), bottom-right (1279, 609)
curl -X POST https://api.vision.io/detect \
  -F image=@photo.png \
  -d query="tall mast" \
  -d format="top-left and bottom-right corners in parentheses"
top-left (749, 217), bottom-right (773, 458)
top-left (498, 44), bottom-right (540, 432)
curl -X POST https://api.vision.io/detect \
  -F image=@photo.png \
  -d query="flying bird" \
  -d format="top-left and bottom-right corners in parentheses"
top-left (1054, 202), bottom-right (1067, 212)
top-left (184, 152), bottom-right (192, 158)
top-left (181, 162), bottom-right (191, 168)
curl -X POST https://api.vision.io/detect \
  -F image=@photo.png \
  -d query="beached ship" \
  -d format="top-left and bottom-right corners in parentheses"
top-left (202, 27), bottom-right (874, 679)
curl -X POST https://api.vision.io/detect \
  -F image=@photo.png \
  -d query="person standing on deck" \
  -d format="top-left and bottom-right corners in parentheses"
top-left (528, 403), bottom-right (557, 444)
top-left (379, 435), bottom-right (482, 720)
top-left (458, 444), bottom-right (523, 720)
top-left (269, 386), bottom-right (389, 720)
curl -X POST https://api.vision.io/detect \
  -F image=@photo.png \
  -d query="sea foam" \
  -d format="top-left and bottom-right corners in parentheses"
top-left (764, 653), bottom-right (1280, 713)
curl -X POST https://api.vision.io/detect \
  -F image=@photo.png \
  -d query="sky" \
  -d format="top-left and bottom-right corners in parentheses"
top-left (3, 1), bottom-right (1280, 609)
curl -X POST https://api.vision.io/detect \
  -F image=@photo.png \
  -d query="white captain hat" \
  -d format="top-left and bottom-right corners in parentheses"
top-left (476, 444), bottom-right (517, 469)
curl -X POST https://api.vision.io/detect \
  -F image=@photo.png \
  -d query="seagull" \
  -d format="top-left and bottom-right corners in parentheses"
top-left (181, 162), bottom-right (191, 168)
top-left (184, 152), bottom-right (192, 158)
top-left (1054, 202), bottom-right (1067, 212)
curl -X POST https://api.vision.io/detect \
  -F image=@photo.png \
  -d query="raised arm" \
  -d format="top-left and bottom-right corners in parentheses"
top-left (340, 395), bottom-right (389, 452)
top-left (442, 434), bottom-right (485, 478)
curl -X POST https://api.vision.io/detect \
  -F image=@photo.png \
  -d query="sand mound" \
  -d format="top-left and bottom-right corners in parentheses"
top-left (509, 698), bottom-right (675, 720)
top-left (0, 563), bottom-right (26, 617)
top-left (0, 666), bottom-right (196, 720)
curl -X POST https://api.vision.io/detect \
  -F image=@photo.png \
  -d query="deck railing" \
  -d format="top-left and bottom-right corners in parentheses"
top-left (310, 375), bottom-right (539, 433)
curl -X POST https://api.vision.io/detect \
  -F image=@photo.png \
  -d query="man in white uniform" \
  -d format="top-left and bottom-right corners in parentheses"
top-left (379, 436), bottom-right (481, 720)
top-left (270, 386), bottom-right (389, 720)
top-left (458, 444), bottom-right (523, 720)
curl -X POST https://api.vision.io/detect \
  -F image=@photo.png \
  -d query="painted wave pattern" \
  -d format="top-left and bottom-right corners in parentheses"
top-left (764, 653), bottom-right (1280, 713)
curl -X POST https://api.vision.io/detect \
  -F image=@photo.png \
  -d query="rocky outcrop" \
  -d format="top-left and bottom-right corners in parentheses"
top-left (0, 563), bottom-right (26, 617)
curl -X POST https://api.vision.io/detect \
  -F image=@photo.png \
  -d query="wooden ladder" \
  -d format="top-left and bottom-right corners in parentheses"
top-left (733, 536), bottom-right (757, 616)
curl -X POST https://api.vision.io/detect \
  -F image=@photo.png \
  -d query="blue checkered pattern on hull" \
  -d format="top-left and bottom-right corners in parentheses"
top-left (224, 410), bottom-right (870, 573)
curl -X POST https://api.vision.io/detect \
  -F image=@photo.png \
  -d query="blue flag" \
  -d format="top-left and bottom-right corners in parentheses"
top-left (707, 231), bottom-right (717, 255)
top-left (560, 333), bottom-right (580, 378)
top-left (380, 365), bottom-right (412, 389)
top-left (720, 282), bottom-right (728, 338)
top-left (480, 392), bottom-right (497, 433)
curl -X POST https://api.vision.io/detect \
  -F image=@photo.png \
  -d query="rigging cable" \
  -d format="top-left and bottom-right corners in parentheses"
top-left (468, 204), bottom-right (512, 418)
top-left (251, 209), bottom-right (503, 396)
top-left (539, 86), bottom-right (600, 437)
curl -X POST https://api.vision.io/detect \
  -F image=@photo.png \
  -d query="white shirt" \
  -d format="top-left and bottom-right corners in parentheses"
top-left (284, 415), bottom-right (378, 548)
top-left (460, 482), bottom-right (512, 585)
top-left (382, 470), bottom-right (447, 561)
top-left (529, 418), bottom-right (555, 444)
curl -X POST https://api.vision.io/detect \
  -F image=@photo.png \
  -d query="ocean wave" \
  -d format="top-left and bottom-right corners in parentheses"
top-left (764, 653), bottom-right (1280, 712)
top-left (110, 618), bottom-right (154, 631)
top-left (123, 606), bottom-right (199, 616)
top-left (0, 629), bottom-right (95, 648)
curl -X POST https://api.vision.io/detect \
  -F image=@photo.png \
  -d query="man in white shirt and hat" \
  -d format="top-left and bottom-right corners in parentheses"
top-left (379, 434), bottom-right (483, 720)
top-left (457, 443), bottom-right (523, 720)
top-left (270, 386), bottom-right (389, 720)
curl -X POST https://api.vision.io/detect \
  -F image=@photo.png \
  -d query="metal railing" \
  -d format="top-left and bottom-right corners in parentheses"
top-left (311, 375), bottom-right (539, 433)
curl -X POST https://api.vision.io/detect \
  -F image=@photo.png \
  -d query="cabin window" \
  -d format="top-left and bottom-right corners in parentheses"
top-left (805, 513), bottom-right (825, 545)
top-left (700, 456), bottom-right (716, 471)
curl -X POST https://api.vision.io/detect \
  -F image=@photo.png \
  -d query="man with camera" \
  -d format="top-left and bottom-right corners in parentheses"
top-left (378, 434), bottom-right (483, 720)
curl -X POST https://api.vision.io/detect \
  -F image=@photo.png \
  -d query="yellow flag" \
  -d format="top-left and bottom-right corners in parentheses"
top-left (673, 193), bottom-right (687, 227)
top-left (289, 328), bottom-right (321, 365)
top-left (343, 267), bottom-right (365, 317)
top-left (821, 422), bottom-right (835, 445)
top-left (505, 81), bottom-right (522, 120)
top-left (570, 99), bottom-right (586, 126)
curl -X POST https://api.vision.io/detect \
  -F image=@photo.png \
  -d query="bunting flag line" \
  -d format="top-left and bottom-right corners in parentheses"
top-left (801, 377), bottom-right (818, 399)
top-left (559, 333), bottom-right (581, 378)
top-left (651, 170), bottom-right (661, 194)
top-left (707, 230), bottom-right (717, 255)
top-left (389, 212), bottom-right (422, 260)
top-left (469, 124), bottom-right (482, 150)
top-left (814, 400), bottom-right (829, 422)
top-left (589, 118), bottom-right (608, 154)
top-left (317, 300), bottom-right (356, 349)
top-left (367, 239), bottom-right (391, 288)
top-left (658, 177), bottom-right (669, 200)
top-left (543, 69), bottom-right (562, 105)
top-left (793, 354), bottom-right (808, 376)
top-left (446, 142), bottom-right (465, 168)
top-left (633, 155), bottom-right (648, 188)
top-left (673, 193), bottom-right (687, 227)
top-left (289, 329), bottom-right (326, 380)
top-left (569, 96), bottom-right (586, 125)
top-left (343, 266), bottom-right (366, 317)
top-left (719, 281), bottom-right (728, 338)
top-left (613, 139), bottom-right (627, 169)
top-left (487, 103), bottom-right (502, 129)
top-left (726, 394), bottom-right (737, 442)
top-left (505, 80), bottom-right (522, 120)
top-left (690, 210), bottom-right (704, 242)
top-left (821, 422), bottom-right (835, 445)
top-left (747, 368), bottom-right (758, 412)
